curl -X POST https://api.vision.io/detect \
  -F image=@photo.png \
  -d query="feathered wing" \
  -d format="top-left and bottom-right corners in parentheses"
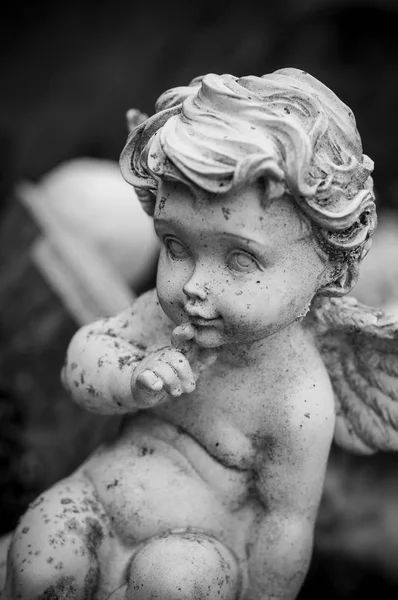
top-left (306, 296), bottom-right (398, 454)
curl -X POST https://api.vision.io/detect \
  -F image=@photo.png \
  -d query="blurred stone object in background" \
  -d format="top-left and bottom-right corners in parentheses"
top-left (19, 157), bottom-right (159, 324)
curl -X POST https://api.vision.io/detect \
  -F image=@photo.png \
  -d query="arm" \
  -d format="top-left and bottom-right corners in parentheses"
top-left (62, 288), bottom-right (173, 415)
top-left (247, 389), bottom-right (335, 600)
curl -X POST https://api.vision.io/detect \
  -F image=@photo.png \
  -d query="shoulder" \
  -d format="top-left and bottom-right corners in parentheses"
top-left (288, 373), bottom-right (335, 455)
top-left (263, 343), bottom-right (335, 466)
top-left (130, 288), bottom-right (166, 323)
top-left (85, 288), bottom-right (174, 349)
top-left (134, 289), bottom-right (175, 347)
top-left (255, 372), bottom-right (335, 516)
top-left (125, 288), bottom-right (174, 348)
top-left (289, 344), bottom-right (335, 446)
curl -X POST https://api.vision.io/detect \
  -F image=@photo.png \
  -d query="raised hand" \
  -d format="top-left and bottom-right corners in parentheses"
top-left (129, 324), bottom-right (196, 409)
top-left (130, 323), bottom-right (219, 409)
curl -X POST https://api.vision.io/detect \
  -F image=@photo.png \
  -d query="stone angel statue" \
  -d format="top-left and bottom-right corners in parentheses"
top-left (2, 68), bottom-right (398, 600)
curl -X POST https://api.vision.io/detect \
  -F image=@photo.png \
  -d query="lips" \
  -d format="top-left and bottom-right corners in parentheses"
top-left (190, 317), bottom-right (221, 327)
top-left (183, 302), bottom-right (221, 327)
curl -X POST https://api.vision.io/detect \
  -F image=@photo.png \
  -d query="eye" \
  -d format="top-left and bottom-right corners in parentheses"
top-left (228, 251), bottom-right (260, 273)
top-left (164, 237), bottom-right (190, 260)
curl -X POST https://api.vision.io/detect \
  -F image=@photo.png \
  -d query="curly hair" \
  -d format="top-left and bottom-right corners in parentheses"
top-left (120, 68), bottom-right (376, 295)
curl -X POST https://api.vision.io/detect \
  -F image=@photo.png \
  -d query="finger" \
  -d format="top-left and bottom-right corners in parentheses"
top-left (136, 370), bottom-right (163, 391)
top-left (164, 352), bottom-right (196, 393)
top-left (171, 323), bottom-right (195, 355)
top-left (150, 361), bottom-right (186, 397)
top-left (134, 370), bottom-right (165, 408)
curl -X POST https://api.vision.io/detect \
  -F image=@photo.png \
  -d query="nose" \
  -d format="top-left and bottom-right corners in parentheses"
top-left (183, 270), bottom-right (209, 301)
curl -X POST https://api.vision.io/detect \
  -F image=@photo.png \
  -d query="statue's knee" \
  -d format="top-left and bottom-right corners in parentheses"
top-left (6, 568), bottom-right (81, 600)
top-left (5, 537), bottom-right (97, 600)
top-left (126, 533), bottom-right (239, 600)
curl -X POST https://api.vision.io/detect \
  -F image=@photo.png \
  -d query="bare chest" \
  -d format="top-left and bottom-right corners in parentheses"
top-left (152, 362), bottom-right (280, 470)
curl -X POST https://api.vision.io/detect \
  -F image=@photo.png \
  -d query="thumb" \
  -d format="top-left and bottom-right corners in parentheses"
top-left (171, 323), bottom-right (196, 356)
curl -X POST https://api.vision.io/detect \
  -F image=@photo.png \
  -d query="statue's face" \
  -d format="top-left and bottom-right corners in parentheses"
top-left (154, 180), bottom-right (327, 348)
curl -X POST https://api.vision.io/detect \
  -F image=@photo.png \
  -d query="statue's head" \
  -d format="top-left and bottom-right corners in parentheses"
top-left (120, 68), bottom-right (376, 297)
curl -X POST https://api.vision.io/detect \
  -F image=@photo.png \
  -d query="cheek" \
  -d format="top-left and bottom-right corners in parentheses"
top-left (223, 277), bottom-right (299, 337)
top-left (219, 284), bottom-right (274, 335)
top-left (156, 253), bottom-right (188, 305)
top-left (156, 255), bottom-right (174, 299)
top-left (272, 265), bottom-right (318, 324)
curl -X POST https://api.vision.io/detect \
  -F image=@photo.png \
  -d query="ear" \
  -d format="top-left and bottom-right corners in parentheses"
top-left (317, 263), bottom-right (360, 298)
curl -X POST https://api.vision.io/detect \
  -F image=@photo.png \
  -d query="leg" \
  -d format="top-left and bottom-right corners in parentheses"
top-left (3, 474), bottom-right (111, 600)
top-left (126, 532), bottom-right (241, 600)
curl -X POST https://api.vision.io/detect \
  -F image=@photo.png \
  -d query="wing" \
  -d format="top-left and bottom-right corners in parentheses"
top-left (306, 296), bottom-right (398, 454)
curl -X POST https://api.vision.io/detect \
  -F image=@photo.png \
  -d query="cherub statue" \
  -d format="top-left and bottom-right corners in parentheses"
top-left (3, 68), bottom-right (398, 600)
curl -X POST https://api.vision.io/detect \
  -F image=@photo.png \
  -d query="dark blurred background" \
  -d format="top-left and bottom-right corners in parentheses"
top-left (1, 0), bottom-right (398, 597)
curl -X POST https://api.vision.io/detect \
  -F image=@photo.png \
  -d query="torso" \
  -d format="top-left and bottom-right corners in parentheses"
top-left (83, 321), bottom-right (334, 557)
